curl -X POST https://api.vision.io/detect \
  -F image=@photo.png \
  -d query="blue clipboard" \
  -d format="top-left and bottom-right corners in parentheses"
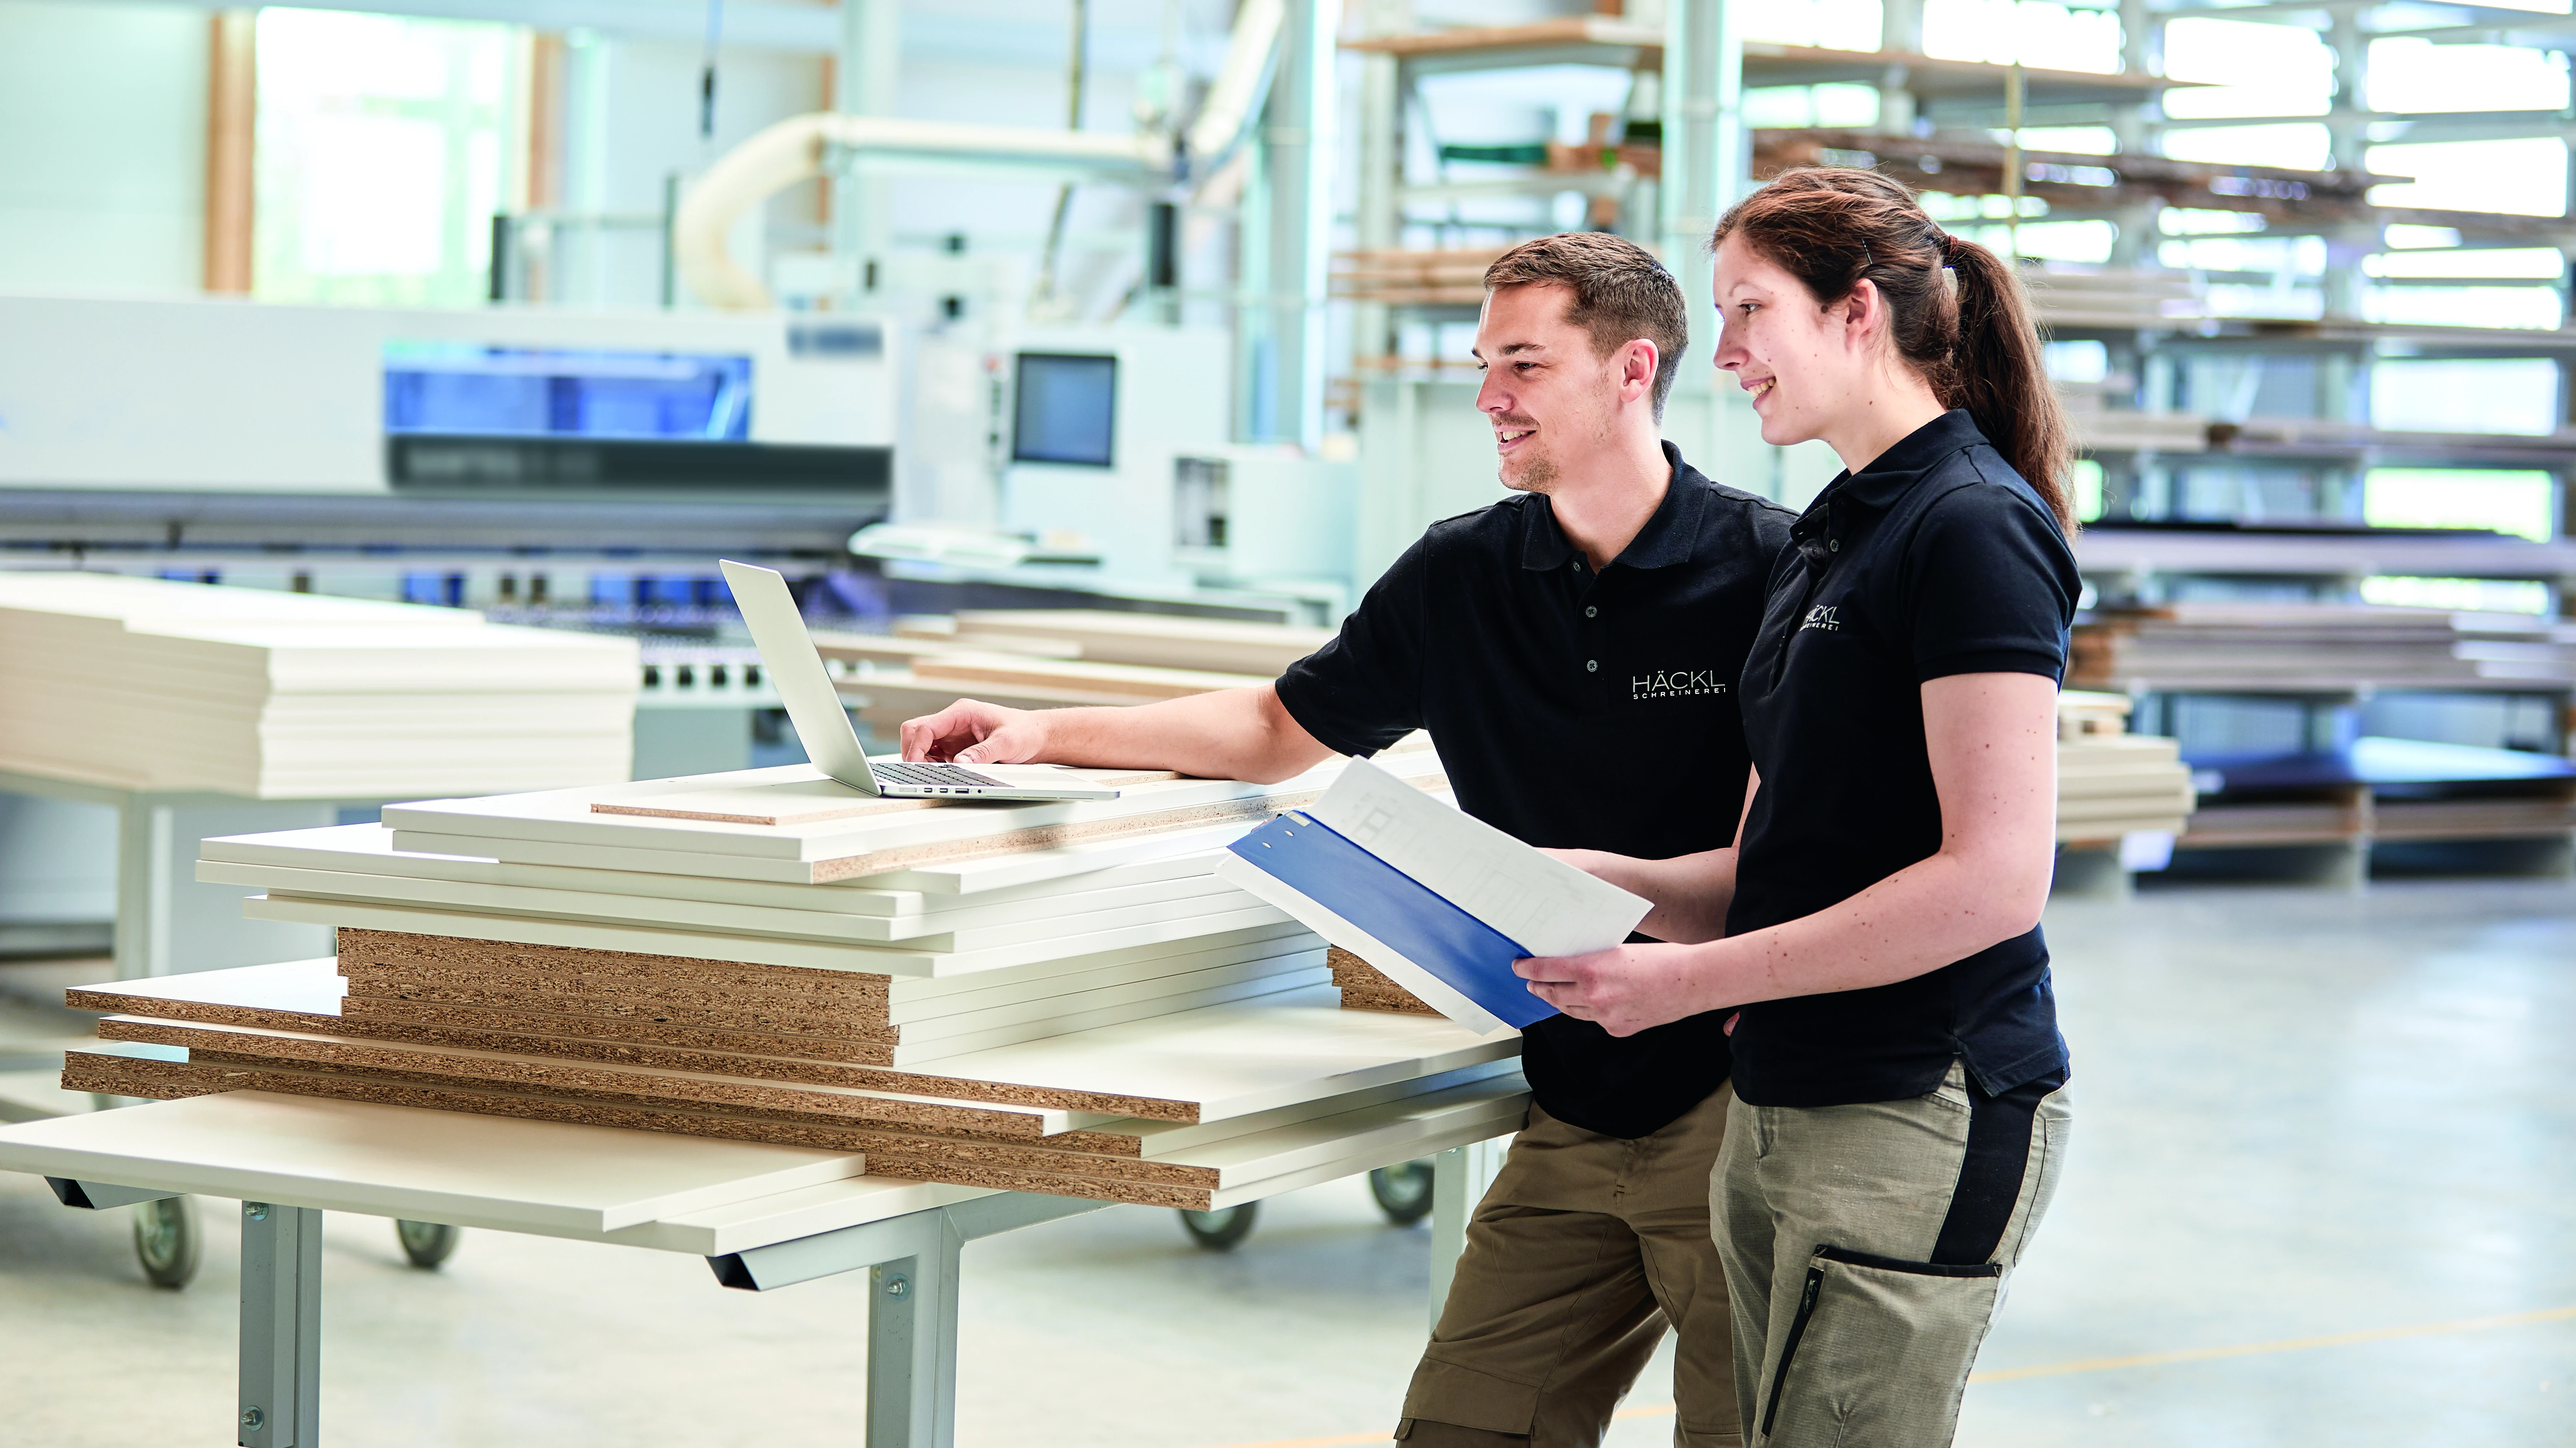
top-left (1226, 812), bottom-right (1558, 1029)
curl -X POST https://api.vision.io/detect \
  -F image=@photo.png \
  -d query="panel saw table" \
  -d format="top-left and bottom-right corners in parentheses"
top-left (0, 1088), bottom-right (1509, 1447)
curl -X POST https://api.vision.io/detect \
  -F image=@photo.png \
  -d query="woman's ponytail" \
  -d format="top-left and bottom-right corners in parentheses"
top-left (1711, 168), bottom-right (2078, 533)
top-left (1938, 234), bottom-right (2074, 532)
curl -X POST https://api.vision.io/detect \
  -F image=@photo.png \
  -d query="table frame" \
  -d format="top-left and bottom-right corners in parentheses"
top-left (39, 1137), bottom-right (1501, 1448)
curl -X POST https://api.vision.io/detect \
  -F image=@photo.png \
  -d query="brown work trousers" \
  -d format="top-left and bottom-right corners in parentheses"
top-left (1395, 1082), bottom-right (1739, 1448)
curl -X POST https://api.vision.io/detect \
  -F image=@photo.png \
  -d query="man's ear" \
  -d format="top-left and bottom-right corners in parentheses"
top-left (1620, 339), bottom-right (1659, 400)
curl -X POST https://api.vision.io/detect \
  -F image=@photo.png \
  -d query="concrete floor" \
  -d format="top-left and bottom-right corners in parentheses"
top-left (3, 879), bottom-right (2573, 1446)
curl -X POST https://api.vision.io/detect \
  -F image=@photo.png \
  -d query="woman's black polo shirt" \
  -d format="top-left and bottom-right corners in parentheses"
top-left (1727, 410), bottom-right (2078, 1108)
top-left (1277, 442), bottom-right (1796, 1139)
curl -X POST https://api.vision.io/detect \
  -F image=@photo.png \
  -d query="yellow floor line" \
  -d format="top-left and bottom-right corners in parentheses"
top-left (1186, 1304), bottom-right (2576, 1448)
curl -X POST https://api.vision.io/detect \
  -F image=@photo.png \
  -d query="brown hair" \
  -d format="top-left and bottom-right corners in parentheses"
top-left (1484, 232), bottom-right (1689, 420)
top-left (1710, 167), bottom-right (2074, 530)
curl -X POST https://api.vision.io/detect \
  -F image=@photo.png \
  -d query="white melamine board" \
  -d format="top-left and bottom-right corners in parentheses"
top-left (893, 986), bottom-right (1521, 1123)
top-left (1202, 1099), bottom-right (1521, 1211)
top-left (608, 1175), bottom-right (997, 1256)
top-left (883, 927), bottom-right (1316, 1012)
top-left (73, 958), bottom-right (346, 1012)
top-left (852, 822), bottom-right (1261, 894)
top-left (386, 819), bottom-right (1258, 891)
top-left (0, 1091), bottom-right (862, 1235)
top-left (1165, 1074), bottom-right (1529, 1187)
top-left (101, 1016), bottom-right (1101, 1135)
top-left (11, 621), bottom-right (637, 694)
top-left (2059, 791), bottom-right (2195, 822)
top-left (379, 750), bottom-right (1444, 866)
top-left (204, 823), bottom-right (1230, 918)
top-left (887, 966), bottom-right (1328, 1062)
top-left (2058, 772), bottom-right (2193, 801)
top-left (200, 859), bottom-right (1255, 947)
top-left (895, 951), bottom-right (1325, 1038)
top-left (242, 894), bottom-right (1295, 978)
top-left (1116, 1058), bottom-right (1519, 1158)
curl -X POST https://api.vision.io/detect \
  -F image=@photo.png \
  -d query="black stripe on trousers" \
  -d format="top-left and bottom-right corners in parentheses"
top-left (1927, 1071), bottom-right (2059, 1267)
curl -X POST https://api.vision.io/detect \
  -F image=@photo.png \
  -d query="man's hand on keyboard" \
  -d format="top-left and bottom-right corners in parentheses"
top-left (900, 699), bottom-right (1050, 766)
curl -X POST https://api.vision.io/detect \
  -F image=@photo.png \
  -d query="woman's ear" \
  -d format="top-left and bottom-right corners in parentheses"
top-left (1840, 279), bottom-right (1885, 354)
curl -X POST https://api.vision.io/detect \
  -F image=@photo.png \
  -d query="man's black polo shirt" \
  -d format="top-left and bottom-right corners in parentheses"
top-left (1727, 410), bottom-right (2078, 1108)
top-left (1276, 442), bottom-right (1796, 1139)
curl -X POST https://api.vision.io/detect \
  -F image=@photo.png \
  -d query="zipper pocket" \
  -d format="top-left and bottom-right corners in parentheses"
top-left (1757, 1246), bottom-right (2004, 1438)
top-left (1759, 1253), bottom-right (1828, 1437)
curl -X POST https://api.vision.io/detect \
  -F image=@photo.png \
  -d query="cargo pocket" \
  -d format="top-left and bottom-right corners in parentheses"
top-left (1755, 1245), bottom-right (2002, 1448)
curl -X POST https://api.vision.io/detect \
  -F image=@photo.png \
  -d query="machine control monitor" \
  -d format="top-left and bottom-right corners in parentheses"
top-left (1011, 352), bottom-right (1118, 467)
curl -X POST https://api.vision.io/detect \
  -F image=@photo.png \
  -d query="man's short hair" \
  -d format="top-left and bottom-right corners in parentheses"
top-left (1483, 232), bottom-right (1689, 419)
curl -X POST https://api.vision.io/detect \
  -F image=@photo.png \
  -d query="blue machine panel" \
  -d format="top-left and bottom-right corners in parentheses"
top-left (383, 344), bottom-right (752, 441)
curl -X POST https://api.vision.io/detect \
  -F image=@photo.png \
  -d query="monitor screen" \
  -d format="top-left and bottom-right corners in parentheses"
top-left (1011, 352), bottom-right (1118, 467)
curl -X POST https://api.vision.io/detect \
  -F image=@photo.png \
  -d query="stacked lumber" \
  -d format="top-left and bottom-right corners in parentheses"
top-left (2055, 691), bottom-right (2197, 844)
top-left (64, 745), bottom-right (1528, 1209)
top-left (2073, 603), bottom-right (2576, 692)
top-left (821, 609), bottom-right (1326, 735)
top-left (0, 572), bottom-right (636, 797)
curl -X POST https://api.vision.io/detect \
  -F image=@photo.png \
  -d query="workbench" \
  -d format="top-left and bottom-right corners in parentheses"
top-left (0, 1089), bottom-right (1507, 1447)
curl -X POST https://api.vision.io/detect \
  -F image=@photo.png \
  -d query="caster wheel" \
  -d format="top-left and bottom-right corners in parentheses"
top-left (395, 1218), bottom-right (461, 1270)
top-left (1368, 1160), bottom-right (1436, 1226)
top-left (1177, 1202), bottom-right (1258, 1251)
top-left (132, 1194), bottom-right (202, 1289)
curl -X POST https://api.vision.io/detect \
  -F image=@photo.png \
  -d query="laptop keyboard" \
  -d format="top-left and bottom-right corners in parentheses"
top-left (873, 761), bottom-right (1006, 789)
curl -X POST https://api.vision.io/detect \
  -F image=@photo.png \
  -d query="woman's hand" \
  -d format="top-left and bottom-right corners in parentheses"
top-left (1514, 941), bottom-right (1716, 1037)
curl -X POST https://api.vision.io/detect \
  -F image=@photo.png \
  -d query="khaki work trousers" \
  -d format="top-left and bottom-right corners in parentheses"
top-left (1715, 1061), bottom-right (2072, 1448)
top-left (1396, 1082), bottom-right (1739, 1448)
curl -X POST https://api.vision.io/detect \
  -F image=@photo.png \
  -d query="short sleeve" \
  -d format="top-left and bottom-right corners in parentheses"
top-left (1273, 535), bottom-right (1431, 756)
top-left (1901, 479), bottom-right (2078, 684)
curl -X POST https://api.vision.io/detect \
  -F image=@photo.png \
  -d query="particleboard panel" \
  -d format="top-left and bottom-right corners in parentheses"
top-left (91, 964), bottom-right (1515, 1125)
top-left (63, 1054), bottom-right (1526, 1210)
top-left (95, 1016), bottom-right (1098, 1138)
top-left (1327, 947), bottom-right (1437, 1014)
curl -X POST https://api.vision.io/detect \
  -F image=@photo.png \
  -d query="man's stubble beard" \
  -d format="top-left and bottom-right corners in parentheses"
top-left (1502, 447), bottom-right (1561, 494)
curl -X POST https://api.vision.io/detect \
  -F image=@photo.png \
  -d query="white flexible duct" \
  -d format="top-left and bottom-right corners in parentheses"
top-left (676, 0), bottom-right (1283, 310)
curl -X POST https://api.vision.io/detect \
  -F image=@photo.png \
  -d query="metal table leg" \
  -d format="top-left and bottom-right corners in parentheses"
top-left (705, 1193), bottom-right (1107, 1448)
top-left (239, 1201), bottom-right (321, 1448)
top-left (867, 1226), bottom-right (962, 1448)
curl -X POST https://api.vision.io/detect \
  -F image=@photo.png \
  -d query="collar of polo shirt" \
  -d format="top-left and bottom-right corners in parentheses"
top-left (1517, 440), bottom-right (1711, 573)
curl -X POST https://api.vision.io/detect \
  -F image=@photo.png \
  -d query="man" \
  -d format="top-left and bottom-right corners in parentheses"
top-left (902, 234), bottom-right (1794, 1447)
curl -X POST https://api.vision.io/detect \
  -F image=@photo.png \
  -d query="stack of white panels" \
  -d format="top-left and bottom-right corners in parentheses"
top-left (0, 573), bottom-right (637, 797)
top-left (60, 743), bottom-right (1525, 1208)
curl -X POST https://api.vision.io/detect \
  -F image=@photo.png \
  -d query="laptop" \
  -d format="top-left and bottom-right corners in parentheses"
top-left (718, 559), bottom-right (1120, 802)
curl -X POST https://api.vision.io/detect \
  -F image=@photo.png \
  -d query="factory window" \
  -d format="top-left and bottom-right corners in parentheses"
top-left (2362, 469), bottom-right (2556, 542)
top-left (253, 8), bottom-right (526, 307)
top-left (1922, 0), bottom-right (2123, 74)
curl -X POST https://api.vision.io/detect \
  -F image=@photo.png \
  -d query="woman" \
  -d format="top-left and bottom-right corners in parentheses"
top-left (1513, 167), bottom-right (2080, 1448)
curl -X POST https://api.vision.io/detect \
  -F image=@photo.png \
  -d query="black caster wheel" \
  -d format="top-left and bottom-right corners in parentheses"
top-left (1177, 1202), bottom-right (1258, 1250)
top-left (395, 1218), bottom-right (462, 1270)
top-left (1368, 1160), bottom-right (1436, 1226)
top-left (132, 1194), bottom-right (201, 1289)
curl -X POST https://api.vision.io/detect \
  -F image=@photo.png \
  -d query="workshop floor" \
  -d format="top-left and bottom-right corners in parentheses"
top-left (3, 879), bottom-right (2573, 1447)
